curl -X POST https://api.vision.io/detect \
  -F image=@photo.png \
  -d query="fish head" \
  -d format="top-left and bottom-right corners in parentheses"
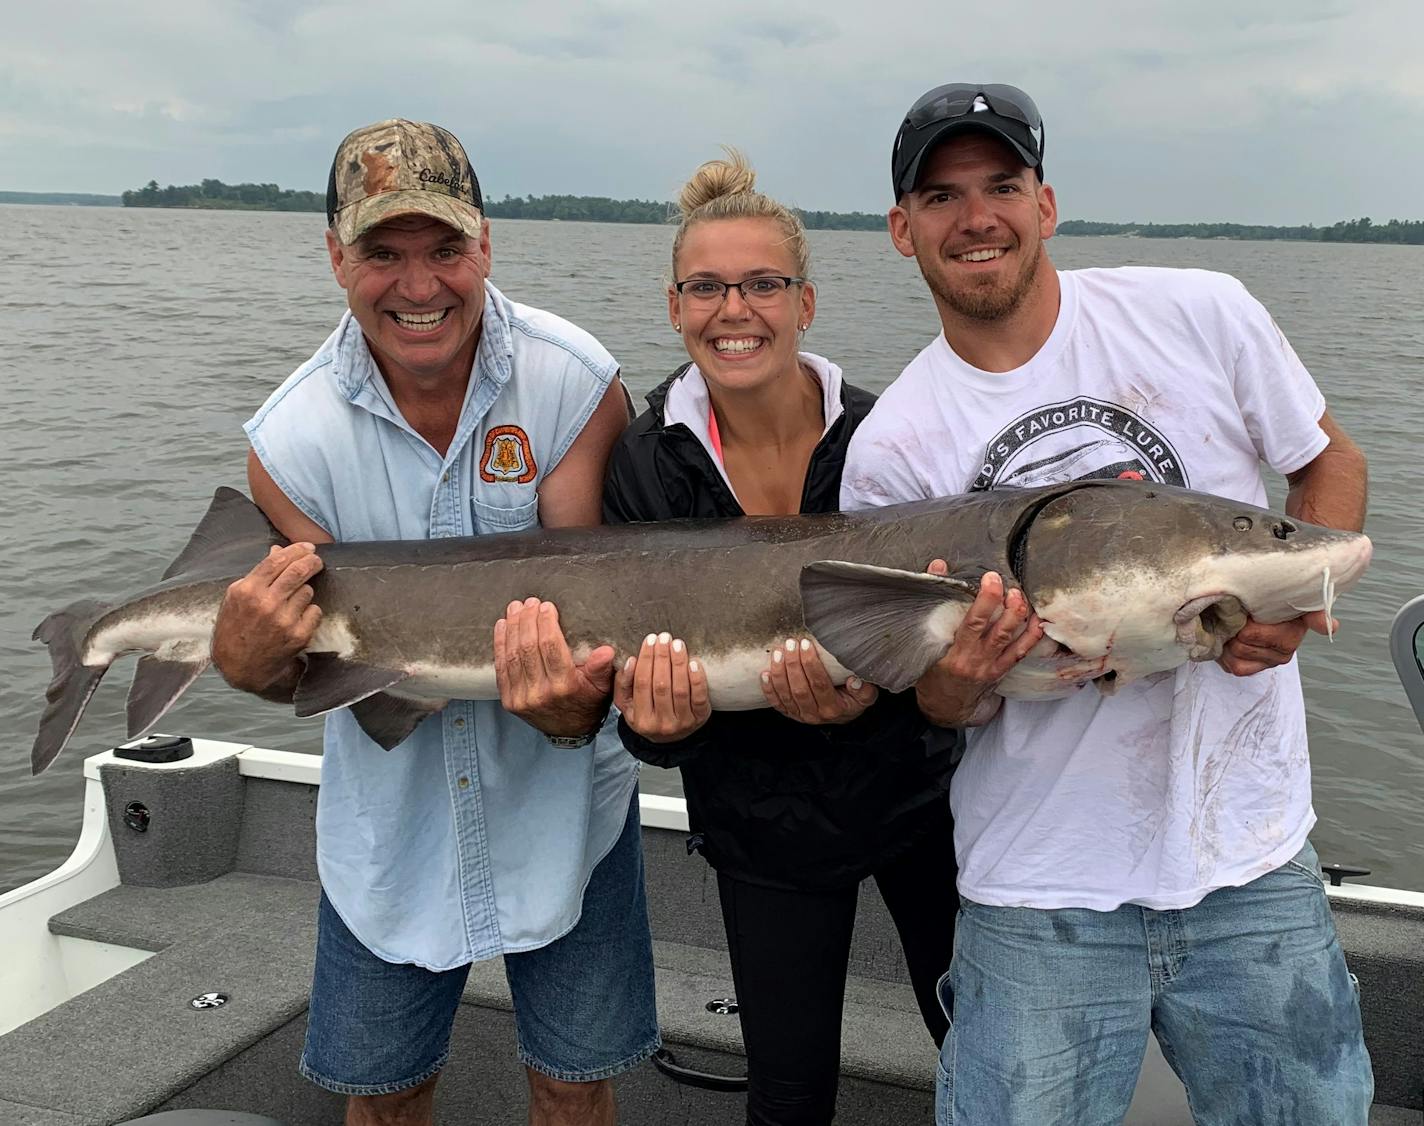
top-left (1011, 481), bottom-right (1372, 677)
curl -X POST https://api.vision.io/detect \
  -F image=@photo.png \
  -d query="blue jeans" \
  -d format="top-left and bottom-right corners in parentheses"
top-left (301, 794), bottom-right (658, 1095)
top-left (936, 841), bottom-right (1373, 1125)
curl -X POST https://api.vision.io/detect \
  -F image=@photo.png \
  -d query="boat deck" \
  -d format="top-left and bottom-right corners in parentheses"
top-left (0, 741), bottom-right (1418, 1124)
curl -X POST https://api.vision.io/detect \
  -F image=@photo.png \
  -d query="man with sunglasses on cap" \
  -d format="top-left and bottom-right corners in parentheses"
top-left (208, 120), bottom-right (656, 1126)
top-left (842, 84), bottom-right (1372, 1123)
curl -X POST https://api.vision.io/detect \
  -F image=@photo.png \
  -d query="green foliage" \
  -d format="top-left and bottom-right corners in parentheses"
top-left (481, 194), bottom-right (886, 230)
top-left (115, 182), bottom-right (1421, 244)
top-left (121, 179), bottom-right (325, 212)
top-left (1058, 217), bottom-right (1424, 245)
top-left (483, 194), bottom-right (671, 223)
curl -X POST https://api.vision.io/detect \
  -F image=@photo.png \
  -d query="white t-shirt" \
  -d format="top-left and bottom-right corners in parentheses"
top-left (841, 267), bottom-right (1329, 911)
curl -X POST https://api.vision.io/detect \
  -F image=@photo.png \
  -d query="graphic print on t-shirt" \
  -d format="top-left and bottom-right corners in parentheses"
top-left (969, 395), bottom-right (1189, 492)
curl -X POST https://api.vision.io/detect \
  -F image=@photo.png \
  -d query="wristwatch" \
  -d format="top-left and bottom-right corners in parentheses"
top-left (545, 730), bottom-right (599, 749)
top-left (544, 701), bottom-right (611, 749)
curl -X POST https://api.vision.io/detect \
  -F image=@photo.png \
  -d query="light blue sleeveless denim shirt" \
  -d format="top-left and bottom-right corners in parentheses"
top-left (244, 282), bottom-right (639, 970)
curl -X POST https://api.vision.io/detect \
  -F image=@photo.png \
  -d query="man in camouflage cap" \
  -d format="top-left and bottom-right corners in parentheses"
top-left (211, 119), bottom-right (654, 1126)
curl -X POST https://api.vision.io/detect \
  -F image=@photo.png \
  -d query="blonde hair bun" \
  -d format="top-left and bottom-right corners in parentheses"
top-left (678, 148), bottom-right (758, 216)
top-left (671, 147), bottom-right (810, 279)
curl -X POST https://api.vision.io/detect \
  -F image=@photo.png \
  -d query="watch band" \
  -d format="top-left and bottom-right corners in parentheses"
top-left (543, 699), bottom-right (612, 749)
top-left (545, 730), bottom-right (598, 749)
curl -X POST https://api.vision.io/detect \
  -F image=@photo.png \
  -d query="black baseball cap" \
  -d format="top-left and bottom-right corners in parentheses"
top-left (891, 83), bottom-right (1045, 199)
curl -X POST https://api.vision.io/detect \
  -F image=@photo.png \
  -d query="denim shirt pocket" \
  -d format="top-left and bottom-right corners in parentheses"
top-left (472, 495), bottom-right (539, 535)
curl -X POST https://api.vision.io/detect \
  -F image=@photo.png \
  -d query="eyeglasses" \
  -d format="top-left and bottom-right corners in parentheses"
top-left (674, 276), bottom-right (806, 304)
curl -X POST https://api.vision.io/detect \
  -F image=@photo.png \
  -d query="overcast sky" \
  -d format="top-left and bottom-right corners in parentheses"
top-left (3, 0), bottom-right (1421, 224)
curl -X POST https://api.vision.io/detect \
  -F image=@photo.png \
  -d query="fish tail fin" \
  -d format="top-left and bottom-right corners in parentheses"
top-left (127, 653), bottom-right (211, 740)
top-left (31, 600), bottom-right (113, 774)
top-left (162, 486), bottom-right (287, 581)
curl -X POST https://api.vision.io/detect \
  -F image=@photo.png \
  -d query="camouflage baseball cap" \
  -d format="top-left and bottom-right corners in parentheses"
top-left (326, 119), bottom-right (485, 244)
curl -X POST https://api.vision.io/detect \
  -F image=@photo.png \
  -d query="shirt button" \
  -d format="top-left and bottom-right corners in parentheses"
top-left (453, 716), bottom-right (465, 729)
top-left (442, 472), bottom-right (450, 483)
top-left (458, 776), bottom-right (470, 789)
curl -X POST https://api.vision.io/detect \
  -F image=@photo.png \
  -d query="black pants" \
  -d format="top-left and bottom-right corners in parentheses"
top-left (715, 810), bottom-right (956, 1126)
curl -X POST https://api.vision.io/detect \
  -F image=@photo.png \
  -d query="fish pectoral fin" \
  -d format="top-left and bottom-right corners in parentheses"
top-left (293, 654), bottom-right (409, 718)
top-left (126, 653), bottom-right (211, 738)
top-left (350, 693), bottom-right (447, 751)
top-left (799, 561), bottom-right (978, 694)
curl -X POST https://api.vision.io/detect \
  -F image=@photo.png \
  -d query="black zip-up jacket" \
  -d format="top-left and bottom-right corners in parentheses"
top-left (603, 366), bottom-right (960, 891)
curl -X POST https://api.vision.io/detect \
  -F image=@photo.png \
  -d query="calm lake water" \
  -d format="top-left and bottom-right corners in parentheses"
top-left (0, 206), bottom-right (1420, 894)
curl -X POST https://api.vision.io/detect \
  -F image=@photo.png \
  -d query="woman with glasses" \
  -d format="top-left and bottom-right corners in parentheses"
top-left (603, 150), bottom-right (959, 1126)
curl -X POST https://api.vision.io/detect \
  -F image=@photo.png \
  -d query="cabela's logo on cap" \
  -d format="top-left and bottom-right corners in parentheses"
top-left (480, 425), bottom-right (537, 483)
top-left (419, 168), bottom-right (464, 192)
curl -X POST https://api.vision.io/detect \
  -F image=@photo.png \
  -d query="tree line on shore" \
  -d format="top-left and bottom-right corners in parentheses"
top-left (122, 179), bottom-right (325, 211)
top-left (118, 179), bottom-right (1423, 244)
top-left (1057, 217), bottom-right (1424, 245)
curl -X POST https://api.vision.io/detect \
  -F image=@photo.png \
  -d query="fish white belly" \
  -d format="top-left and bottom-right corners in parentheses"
top-left (397, 641), bottom-right (851, 713)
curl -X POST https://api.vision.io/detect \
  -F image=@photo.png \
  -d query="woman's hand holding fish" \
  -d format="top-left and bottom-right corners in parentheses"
top-left (615, 633), bottom-right (712, 743)
top-left (761, 637), bottom-right (879, 725)
top-left (1218, 611), bottom-right (1337, 677)
top-left (914, 568), bottom-right (1044, 727)
top-left (212, 543), bottom-right (324, 698)
top-left (494, 598), bottom-right (616, 738)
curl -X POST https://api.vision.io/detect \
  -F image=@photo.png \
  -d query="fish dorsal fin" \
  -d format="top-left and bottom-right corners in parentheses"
top-left (293, 654), bottom-right (410, 718)
top-left (162, 488), bottom-right (288, 581)
top-left (800, 561), bottom-right (979, 693)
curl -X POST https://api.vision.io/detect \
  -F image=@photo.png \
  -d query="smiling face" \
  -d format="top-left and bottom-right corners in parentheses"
top-left (889, 131), bottom-right (1057, 323)
top-left (669, 216), bottom-right (815, 393)
top-left (325, 213), bottom-right (491, 387)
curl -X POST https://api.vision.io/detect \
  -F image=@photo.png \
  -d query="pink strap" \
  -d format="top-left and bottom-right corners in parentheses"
top-left (707, 403), bottom-right (724, 463)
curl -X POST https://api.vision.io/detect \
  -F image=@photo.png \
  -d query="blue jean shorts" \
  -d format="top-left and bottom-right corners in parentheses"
top-left (300, 795), bottom-right (659, 1096)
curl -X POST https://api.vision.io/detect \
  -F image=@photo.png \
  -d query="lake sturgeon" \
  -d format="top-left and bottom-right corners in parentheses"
top-left (30, 479), bottom-right (1372, 774)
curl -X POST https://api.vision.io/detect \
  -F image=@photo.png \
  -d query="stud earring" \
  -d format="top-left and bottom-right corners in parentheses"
top-left (799, 323), bottom-right (809, 331)
top-left (673, 323), bottom-right (681, 333)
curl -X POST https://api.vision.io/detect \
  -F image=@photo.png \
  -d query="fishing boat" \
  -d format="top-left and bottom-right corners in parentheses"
top-left (1, 604), bottom-right (1421, 1124)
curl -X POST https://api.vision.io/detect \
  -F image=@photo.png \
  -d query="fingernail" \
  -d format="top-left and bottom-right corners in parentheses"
top-left (624, 657), bottom-right (635, 673)
top-left (689, 660), bottom-right (700, 674)
top-left (773, 650), bottom-right (783, 665)
top-left (541, 601), bottom-right (555, 613)
top-left (761, 672), bottom-right (770, 684)
top-left (672, 639), bottom-right (684, 653)
top-left (658, 631), bottom-right (671, 645)
top-left (800, 639), bottom-right (812, 652)
top-left (644, 634), bottom-right (657, 647)
top-left (848, 676), bottom-right (863, 690)
top-left (785, 638), bottom-right (796, 652)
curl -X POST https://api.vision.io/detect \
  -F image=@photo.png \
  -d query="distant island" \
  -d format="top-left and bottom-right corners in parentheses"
top-left (117, 178), bottom-right (887, 230)
top-left (6, 179), bottom-right (1416, 245)
top-left (122, 179), bottom-right (325, 212)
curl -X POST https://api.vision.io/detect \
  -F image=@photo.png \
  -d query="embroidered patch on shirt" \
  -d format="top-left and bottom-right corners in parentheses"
top-left (479, 425), bottom-right (538, 483)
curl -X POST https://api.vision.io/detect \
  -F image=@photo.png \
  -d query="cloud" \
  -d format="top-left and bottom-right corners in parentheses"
top-left (2, 0), bottom-right (1421, 223)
